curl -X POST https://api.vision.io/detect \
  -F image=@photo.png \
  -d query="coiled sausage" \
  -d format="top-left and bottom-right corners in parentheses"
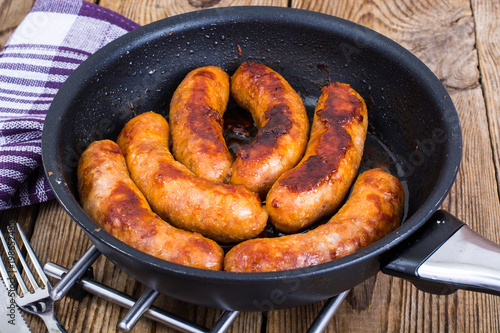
top-left (230, 62), bottom-right (309, 197)
top-left (224, 168), bottom-right (404, 272)
top-left (116, 111), bottom-right (268, 243)
top-left (77, 140), bottom-right (224, 270)
top-left (267, 82), bottom-right (368, 233)
top-left (169, 66), bottom-right (232, 183)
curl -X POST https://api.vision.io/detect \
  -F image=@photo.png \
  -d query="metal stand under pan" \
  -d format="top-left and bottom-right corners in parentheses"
top-left (43, 245), bottom-right (349, 333)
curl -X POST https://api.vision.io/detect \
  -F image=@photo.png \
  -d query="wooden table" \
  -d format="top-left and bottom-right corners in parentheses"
top-left (1, 0), bottom-right (500, 332)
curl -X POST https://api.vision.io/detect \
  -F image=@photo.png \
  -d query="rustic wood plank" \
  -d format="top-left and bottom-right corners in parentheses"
top-left (0, 0), bottom-right (99, 49)
top-left (441, 87), bottom-right (500, 333)
top-left (0, 204), bottom-right (38, 231)
top-left (0, 0), bottom-right (34, 49)
top-left (99, 0), bottom-right (287, 25)
top-left (472, 0), bottom-right (500, 193)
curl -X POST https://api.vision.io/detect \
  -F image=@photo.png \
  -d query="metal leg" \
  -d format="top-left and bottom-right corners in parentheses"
top-left (306, 290), bottom-right (350, 333)
top-left (209, 310), bottom-right (240, 333)
top-left (118, 288), bottom-right (160, 332)
top-left (50, 245), bottom-right (101, 301)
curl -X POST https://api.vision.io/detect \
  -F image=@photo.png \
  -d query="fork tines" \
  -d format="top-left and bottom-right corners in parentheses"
top-left (0, 223), bottom-right (48, 296)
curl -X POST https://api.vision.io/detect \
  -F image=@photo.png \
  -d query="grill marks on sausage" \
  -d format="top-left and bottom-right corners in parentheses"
top-left (184, 70), bottom-right (226, 155)
top-left (229, 62), bottom-right (309, 196)
top-left (150, 157), bottom-right (246, 197)
top-left (154, 159), bottom-right (191, 183)
top-left (260, 105), bottom-right (293, 144)
top-left (169, 66), bottom-right (232, 183)
top-left (279, 83), bottom-right (365, 192)
top-left (320, 82), bottom-right (364, 124)
top-left (235, 64), bottom-right (294, 160)
top-left (103, 181), bottom-right (153, 231)
top-left (237, 105), bottom-right (293, 160)
top-left (278, 127), bottom-right (350, 192)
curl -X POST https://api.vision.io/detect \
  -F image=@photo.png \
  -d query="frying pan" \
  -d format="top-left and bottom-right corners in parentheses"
top-left (41, 6), bottom-right (500, 311)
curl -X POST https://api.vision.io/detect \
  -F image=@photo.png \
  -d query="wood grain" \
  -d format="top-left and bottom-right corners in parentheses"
top-left (0, 0), bottom-right (98, 49)
top-left (99, 0), bottom-right (287, 25)
top-left (0, 0), bottom-right (34, 49)
top-left (1, 0), bottom-right (500, 332)
top-left (473, 0), bottom-right (500, 193)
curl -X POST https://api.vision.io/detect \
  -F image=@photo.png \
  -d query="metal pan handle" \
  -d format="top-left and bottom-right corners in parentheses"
top-left (382, 210), bottom-right (500, 296)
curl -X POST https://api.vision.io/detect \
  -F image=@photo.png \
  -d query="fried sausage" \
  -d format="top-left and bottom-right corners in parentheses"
top-left (266, 82), bottom-right (368, 233)
top-left (169, 66), bottom-right (232, 183)
top-left (229, 62), bottom-right (309, 197)
top-left (224, 168), bottom-right (404, 272)
top-left (77, 140), bottom-right (224, 270)
top-left (116, 111), bottom-right (268, 244)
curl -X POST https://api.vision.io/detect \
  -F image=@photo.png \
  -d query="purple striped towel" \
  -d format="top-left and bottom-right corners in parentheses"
top-left (0, 0), bottom-right (139, 210)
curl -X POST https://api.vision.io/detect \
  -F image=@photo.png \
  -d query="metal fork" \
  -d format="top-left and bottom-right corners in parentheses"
top-left (0, 223), bottom-right (67, 333)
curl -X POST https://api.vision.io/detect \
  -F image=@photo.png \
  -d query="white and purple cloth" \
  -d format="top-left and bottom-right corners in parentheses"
top-left (0, 0), bottom-right (139, 210)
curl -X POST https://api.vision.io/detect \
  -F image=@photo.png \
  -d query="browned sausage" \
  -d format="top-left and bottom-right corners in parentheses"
top-left (169, 66), bottom-right (232, 183)
top-left (77, 140), bottom-right (224, 270)
top-left (266, 82), bottom-right (368, 233)
top-left (229, 62), bottom-right (310, 197)
top-left (224, 168), bottom-right (404, 272)
top-left (116, 111), bottom-right (268, 244)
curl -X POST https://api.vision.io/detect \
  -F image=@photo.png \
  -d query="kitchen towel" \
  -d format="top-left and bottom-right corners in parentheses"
top-left (0, 0), bottom-right (139, 210)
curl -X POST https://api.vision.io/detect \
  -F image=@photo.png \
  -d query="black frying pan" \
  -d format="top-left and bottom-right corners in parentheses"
top-left (41, 6), bottom-right (500, 311)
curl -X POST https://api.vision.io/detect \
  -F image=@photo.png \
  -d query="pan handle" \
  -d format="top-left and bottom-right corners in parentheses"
top-left (381, 210), bottom-right (500, 296)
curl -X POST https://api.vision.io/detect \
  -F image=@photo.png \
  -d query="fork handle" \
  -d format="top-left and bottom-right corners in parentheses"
top-left (41, 314), bottom-right (68, 333)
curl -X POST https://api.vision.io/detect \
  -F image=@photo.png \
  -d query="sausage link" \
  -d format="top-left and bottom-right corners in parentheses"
top-left (169, 66), bottom-right (232, 183)
top-left (266, 82), bottom-right (368, 233)
top-left (224, 168), bottom-right (404, 272)
top-left (77, 140), bottom-right (224, 270)
top-left (116, 111), bottom-right (268, 244)
top-left (230, 62), bottom-right (309, 197)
